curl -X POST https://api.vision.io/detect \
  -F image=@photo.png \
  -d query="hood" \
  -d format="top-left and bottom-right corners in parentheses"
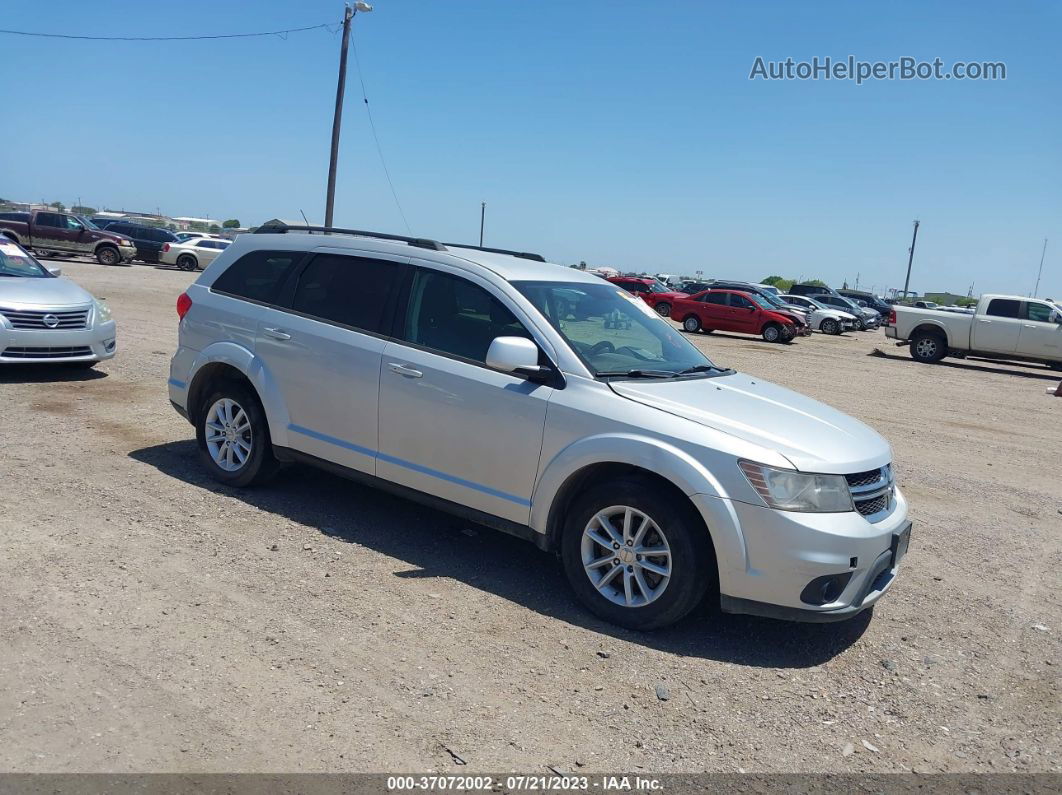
top-left (820, 308), bottom-right (855, 320)
top-left (0, 275), bottom-right (94, 307)
top-left (610, 372), bottom-right (891, 473)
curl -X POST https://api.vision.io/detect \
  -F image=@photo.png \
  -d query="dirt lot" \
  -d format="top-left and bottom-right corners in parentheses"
top-left (1, 258), bottom-right (1059, 774)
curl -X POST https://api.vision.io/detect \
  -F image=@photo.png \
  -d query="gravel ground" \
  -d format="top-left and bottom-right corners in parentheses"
top-left (0, 258), bottom-right (1059, 774)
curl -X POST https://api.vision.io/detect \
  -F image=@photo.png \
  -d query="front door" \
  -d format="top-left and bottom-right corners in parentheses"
top-left (1018, 300), bottom-right (1062, 361)
top-left (254, 249), bottom-right (411, 475)
top-left (377, 265), bottom-right (552, 524)
top-left (971, 297), bottom-right (1022, 353)
top-left (727, 293), bottom-right (759, 333)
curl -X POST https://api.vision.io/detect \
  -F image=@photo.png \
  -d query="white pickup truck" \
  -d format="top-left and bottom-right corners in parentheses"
top-left (885, 294), bottom-right (1062, 370)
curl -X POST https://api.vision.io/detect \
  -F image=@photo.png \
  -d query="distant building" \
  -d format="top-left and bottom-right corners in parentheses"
top-left (172, 216), bottom-right (223, 231)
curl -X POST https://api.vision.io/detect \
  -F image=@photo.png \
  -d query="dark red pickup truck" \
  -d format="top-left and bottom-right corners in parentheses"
top-left (0, 210), bottom-right (137, 265)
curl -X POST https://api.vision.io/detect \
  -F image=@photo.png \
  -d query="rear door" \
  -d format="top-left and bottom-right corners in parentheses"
top-left (254, 249), bottom-right (411, 475)
top-left (971, 298), bottom-right (1022, 353)
top-left (698, 291), bottom-right (731, 330)
top-left (1017, 300), bottom-right (1062, 360)
top-left (376, 264), bottom-right (552, 524)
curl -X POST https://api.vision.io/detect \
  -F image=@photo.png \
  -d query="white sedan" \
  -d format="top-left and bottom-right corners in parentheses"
top-left (159, 237), bottom-right (231, 271)
top-left (779, 294), bottom-right (858, 335)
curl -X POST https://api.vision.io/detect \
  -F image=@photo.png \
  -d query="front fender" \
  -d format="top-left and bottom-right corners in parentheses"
top-left (186, 341), bottom-right (291, 447)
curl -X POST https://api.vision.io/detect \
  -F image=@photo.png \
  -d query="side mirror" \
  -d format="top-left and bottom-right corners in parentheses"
top-left (486, 336), bottom-right (550, 381)
top-left (46, 265), bottom-right (62, 276)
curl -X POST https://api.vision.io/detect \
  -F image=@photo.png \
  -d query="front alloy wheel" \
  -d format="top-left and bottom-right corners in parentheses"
top-left (655, 302), bottom-right (671, 318)
top-left (581, 506), bottom-right (672, 608)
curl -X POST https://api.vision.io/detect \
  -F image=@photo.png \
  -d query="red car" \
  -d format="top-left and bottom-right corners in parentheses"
top-left (672, 289), bottom-right (806, 343)
top-left (606, 276), bottom-right (687, 318)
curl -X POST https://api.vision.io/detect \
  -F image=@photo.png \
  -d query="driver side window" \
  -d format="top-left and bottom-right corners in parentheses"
top-left (730, 294), bottom-right (753, 309)
top-left (1025, 302), bottom-right (1055, 323)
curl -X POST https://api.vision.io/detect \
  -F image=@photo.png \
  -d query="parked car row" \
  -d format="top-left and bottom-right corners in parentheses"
top-left (607, 277), bottom-right (876, 343)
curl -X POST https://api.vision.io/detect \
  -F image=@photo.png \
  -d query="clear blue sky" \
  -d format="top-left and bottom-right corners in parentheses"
top-left (2, 0), bottom-right (1059, 297)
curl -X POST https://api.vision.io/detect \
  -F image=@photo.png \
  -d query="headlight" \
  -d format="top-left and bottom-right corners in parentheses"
top-left (738, 460), bottom-right (853, 513)
top-left (93, 297), bottom-right (112, 324)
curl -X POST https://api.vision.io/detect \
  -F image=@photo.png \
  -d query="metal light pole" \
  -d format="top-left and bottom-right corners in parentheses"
top-left (479, 202), bottom-right (486, 246)
top-left (901, 219), bottom-right (920, 298)
top-left (324, 2), bottom-right (373, 229)
top-left (1033, 238), bottom-right (1048, 298)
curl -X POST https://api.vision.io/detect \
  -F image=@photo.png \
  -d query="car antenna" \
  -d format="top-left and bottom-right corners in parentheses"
top-left (299, 209), bottom-right (313, 234)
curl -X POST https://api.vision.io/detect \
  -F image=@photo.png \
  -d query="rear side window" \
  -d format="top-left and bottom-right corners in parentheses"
top-left (290, 253), bottom-right (403, 334)
top-left (986, 299), bottom-right (1020, 318)
top-left (212, 249), bottom-right (303, 305)
top-left (402, 269), bottom-right (530, 363)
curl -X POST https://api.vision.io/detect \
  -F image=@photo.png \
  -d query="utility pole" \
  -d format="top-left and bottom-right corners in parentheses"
top-left (324, 3), bottom-right (372, 229)
top-left (902, 220), bottom-right (920, 298)
top-left (1033, 238), bottom-right (1048, 298)
top-left (479, 202), bottom-right (486, 246)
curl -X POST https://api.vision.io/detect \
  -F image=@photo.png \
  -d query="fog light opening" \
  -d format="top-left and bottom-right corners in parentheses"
top-left (800, 572), bottom-right (854, 606)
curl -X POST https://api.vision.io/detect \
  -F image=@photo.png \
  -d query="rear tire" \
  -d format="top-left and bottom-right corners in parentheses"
top-left (177, 253), bottom-right (198, 271)
top-left (196, 383), bottom-right (280, 487)
top-left (910, 331), bottom-right (947, 363)
top-left (682, 315), bottom-right (701, 333)
top-left (560, 476), bottom-right (714, 631)
top-left (96, 246), bottom-right (120, 266)
top-left (820, 318), bottom-right (840, 335)
top-left (655, 302), bottom-right (671, 318)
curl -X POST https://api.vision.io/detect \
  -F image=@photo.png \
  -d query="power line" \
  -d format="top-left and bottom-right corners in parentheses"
top-left (0, 23), bottom-right (335, 42)
top-left (349, 26), bottom-right (412, 235)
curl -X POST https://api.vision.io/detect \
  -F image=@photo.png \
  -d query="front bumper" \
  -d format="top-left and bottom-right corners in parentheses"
top-left (118, 244), bottom-right (137, 261)
top-left (691, 487), bottom-right (910, 622)
top-left (0, 320), bottom-right (118, 363)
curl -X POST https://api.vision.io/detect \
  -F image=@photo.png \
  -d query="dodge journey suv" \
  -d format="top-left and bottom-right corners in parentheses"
top-left (169, 224), bottom-right (911, 630)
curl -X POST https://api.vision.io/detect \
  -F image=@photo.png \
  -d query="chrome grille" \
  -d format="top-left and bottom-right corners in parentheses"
top-left (0, 307), bottom-right (89, 329)
top-left (846, 465), bottom-right (894, 521)
top-left (2, 346), bottom-right (92, 359)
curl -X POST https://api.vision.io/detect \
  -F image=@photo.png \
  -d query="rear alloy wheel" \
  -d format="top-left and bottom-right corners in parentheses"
top-left (820, 317), bottom-right (840, 335)
top-left (762, 323), bottom-right (783, 343)
top-left (196, 385), bottom-right (279, 487)
top-left (561, 477), bottom-right (714, 630)
top-left (96, 246), bottom-right (120, 266)
top-left (682, 315), bottom-right (701, 333)
top-left (177, 253), bottom-right (198, 271)
top-left (910, 331), bottom-right (946, 363)
top-left (655, 302), bottom-right (671, 318)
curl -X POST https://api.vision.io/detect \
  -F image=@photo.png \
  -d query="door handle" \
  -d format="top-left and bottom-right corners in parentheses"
top-left (388, 362), bottom-right (423, 378)
top-left (262, 327), bottom-right (291, 340)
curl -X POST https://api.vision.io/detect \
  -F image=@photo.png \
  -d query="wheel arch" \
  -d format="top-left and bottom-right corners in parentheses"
top-left (185, 343), bottom-right (290, 447)
top-left (911, 322), bottom-right (949, 346)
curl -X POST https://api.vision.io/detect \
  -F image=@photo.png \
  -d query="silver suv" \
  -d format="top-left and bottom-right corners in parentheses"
top-left (169, 224), bottom-right (911, 630)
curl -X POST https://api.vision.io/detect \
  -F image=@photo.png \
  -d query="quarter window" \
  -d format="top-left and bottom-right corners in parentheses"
top-left (403, 269), bottom-right (530, 363)
top-left (986, 299), bottom-right (1020, 318)
top-left (212, 249), bottom-right (303, 305)
top-left (291, 253), bottom-right (403, 334)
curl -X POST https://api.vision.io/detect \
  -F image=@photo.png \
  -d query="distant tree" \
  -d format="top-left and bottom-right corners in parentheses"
top-left (956, 296), bottom-right (977, 307)
top-left (761, 275), bottom-right (785, 286)
top-left (188, 221), bottom-right (208, 232)
top-left (804, 278), bottom-right (829, 287)
top-left (71, 205), bottom-right (97, 216)
top-left (222, 219), bottom-right (240, 229)
top-left (208, 224), bottom-right (221, 233)
top-left (49, 201), bottom-right (65, 212)
top-left (166, 223), bottom-right (177, 231)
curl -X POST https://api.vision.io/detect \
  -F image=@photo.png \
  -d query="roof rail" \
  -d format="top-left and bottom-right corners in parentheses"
top-left (254, 222), bottom-right (446, 252)
top-left (445, 243), bottom-right (546, 262)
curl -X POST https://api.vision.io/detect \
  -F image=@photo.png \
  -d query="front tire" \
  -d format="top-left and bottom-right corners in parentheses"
top-left (762, 323), bottom-right (783, 343)
top-left (910, 331), bottom-right (947, 363)
top-left (96, 246), bottom-right (120, 266)
top-left (655, 302), bottom-right (671, 318)
top-left (820, 318), bottom-right (840, 335)
top-left (682, 315), bottom-right (701, 333)
top-left (196, 384), bottom-right (279, 487)
top-left (560, 477), bottom-right (714, 631)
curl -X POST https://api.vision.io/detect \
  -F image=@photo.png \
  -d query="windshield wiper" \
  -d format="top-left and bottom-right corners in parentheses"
top-left (597, 369), bottom-right (678, 379)
top-left (676, 364), bottom-right (730, 375)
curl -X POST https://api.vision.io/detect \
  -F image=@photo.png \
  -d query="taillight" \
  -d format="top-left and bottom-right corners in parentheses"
top-left (177, 292), bottom-right (192, 319)
top-left (888, 308), bottom-right (896, 325)
top-left (162, 243), bottom-right (170, 253)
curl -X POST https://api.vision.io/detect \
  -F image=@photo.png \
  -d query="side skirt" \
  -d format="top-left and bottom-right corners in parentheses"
top-left (273, 446), bottom-right (553, 552)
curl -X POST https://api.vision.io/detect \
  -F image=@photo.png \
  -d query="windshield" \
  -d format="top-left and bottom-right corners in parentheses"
top-left (0, 240), bottom-right (51, 277)
top-left (745, 293), bottom-right (775, 310)
top-left (758, 292), bottom-right (788, 309)
top-left (646, 281), bottom-right (668, 293)
top-left (514, 280), bottom-right (720, 377)
top-left (76, 215), bottom-right (99, 230)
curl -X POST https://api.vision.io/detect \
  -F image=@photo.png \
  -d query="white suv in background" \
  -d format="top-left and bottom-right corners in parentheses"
top-left (168, 224), bottom-right (910, 630)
